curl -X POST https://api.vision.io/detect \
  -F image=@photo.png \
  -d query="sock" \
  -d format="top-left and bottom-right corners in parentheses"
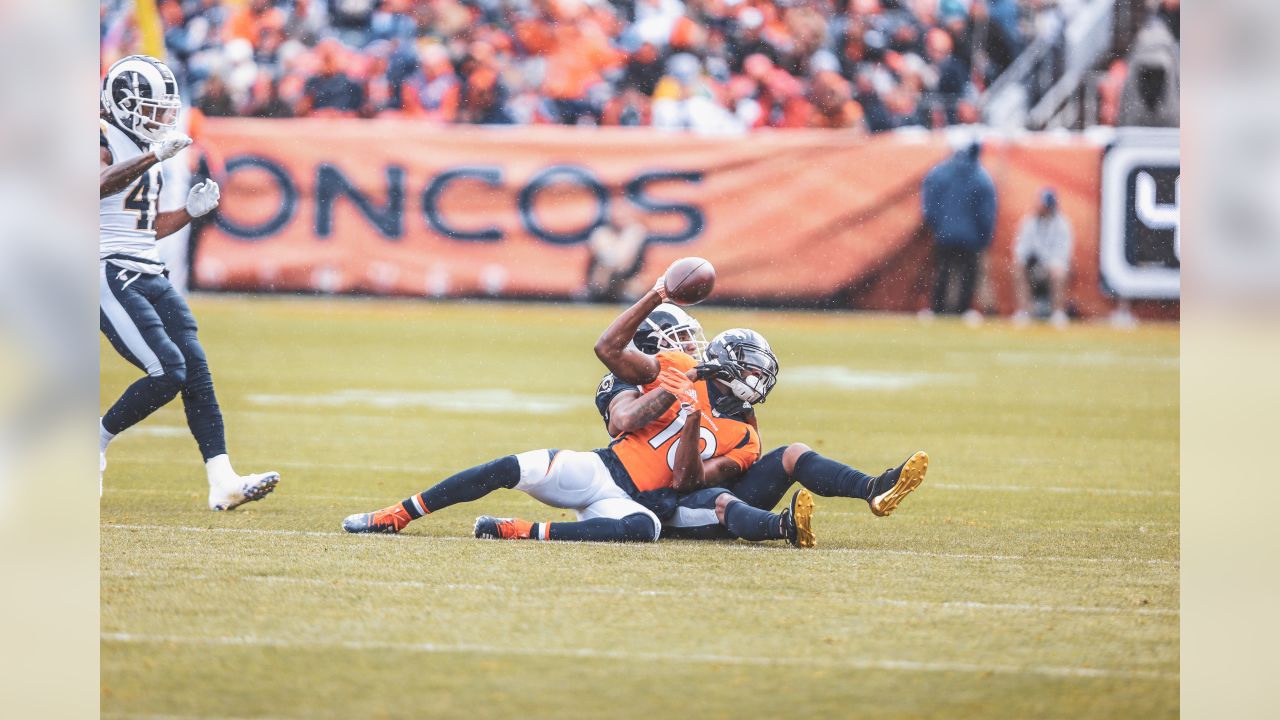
top-left (532, 514), bottom-right (655, 543)
top-left (205, 454), bottom-right (237, 486)
top-left (723, 499), bottom-right (788, 541)
top-left (401, 455), bottom-right (520, 518)
top-left (99, 418), bottom-right (115, 454)
top-left (793, 451), bottom-right (877, 500)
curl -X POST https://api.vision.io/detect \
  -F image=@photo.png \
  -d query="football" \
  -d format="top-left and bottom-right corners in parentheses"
top-left (663, 257), bottom-right (716, 305)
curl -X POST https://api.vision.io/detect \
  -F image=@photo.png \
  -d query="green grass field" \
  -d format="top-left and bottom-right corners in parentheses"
top-left (100, 296), bottom-right (1179, 719)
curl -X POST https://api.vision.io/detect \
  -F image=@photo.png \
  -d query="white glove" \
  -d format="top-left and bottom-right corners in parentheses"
top-left (185, 179), bottom-right (220, 218)
top-left (652, 276), bottom-right (669, 302)
top-left (153, 133), bottom-right (193, 162)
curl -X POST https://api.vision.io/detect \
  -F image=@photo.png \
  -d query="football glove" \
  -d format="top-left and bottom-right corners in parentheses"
top-left (657, 366), bottom-right (693, 395)
top-left (657, 367), bottom-right (698, 409)
top-left (153, 132), bottom-right (193, 161)
top-left (185, 179), bottom-right (221, 218)
top-left (693, 360), bottom-right (737, 383)
top-left (652, 276), bottom-right (669, 302)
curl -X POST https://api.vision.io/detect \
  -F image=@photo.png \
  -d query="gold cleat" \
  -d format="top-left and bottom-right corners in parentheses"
top-left (870, 451), bottom-right (928, 517)
top-left (786, 489), bottom-right (817, 548)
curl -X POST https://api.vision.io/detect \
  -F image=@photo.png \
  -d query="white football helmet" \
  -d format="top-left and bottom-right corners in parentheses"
top-left (101, 55), bottom-right (182, 144)
top-left (635, 303), bottom-right (707, 356)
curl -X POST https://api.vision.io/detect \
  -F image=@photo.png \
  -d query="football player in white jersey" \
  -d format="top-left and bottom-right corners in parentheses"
top-left (99, 55), bottom-right (279, 509)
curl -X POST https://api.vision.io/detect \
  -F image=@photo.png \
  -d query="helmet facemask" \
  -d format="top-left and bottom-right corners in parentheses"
top-left (699, 329), bottom-right (779, 413)
top-left (635, 304), bottom-right (707, 357)
top-left (649, 317), bottom-right (707, 356)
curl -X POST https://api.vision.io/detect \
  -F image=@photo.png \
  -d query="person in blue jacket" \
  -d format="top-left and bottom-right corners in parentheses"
top-left (921, 140), bottom-right (997, 316)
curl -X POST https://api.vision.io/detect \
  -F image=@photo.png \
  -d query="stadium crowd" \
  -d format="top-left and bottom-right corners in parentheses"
top-left (100, 0), bottom-right (1050, 132)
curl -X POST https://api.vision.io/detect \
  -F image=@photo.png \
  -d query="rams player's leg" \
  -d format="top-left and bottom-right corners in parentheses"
top-left (100, 269), bottom-right (188, 474)
top-left (731, 443), bottom-right (927, 517)
top-left (151, 283), bottom-right (279, 511)
top-left (662, 487), bottom-right (814, 547)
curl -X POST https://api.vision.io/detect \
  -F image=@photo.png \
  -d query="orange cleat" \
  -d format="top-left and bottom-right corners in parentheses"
top-left (342, 504), bottom-right (413, 534)
top-left (473, 516), bottom-right (534, 540)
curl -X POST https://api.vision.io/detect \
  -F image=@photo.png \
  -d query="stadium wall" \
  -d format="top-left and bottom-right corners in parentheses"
top-left (193, 120), bottom-right (1170, 318)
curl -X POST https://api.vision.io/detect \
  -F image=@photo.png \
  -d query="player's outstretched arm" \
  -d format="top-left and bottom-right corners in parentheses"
top-left (607, 387), bottom-right (677, 435)
top-left (99, 133), bottom-right (192, 198)
top-left (100, 146), bottom-right (157, 198)
top-left (593, 281), bottom-right (668, 385)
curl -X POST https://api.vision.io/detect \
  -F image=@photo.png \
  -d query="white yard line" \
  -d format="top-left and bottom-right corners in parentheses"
top-left (99, 631), bottom-right (1177, 682)
top-left (100, 523), bottom-right (1180, 566)
top-left (930, 482), bottom-right (1177, 498)
top-left (106, 487), bottom-right (1181, 524)
top-left (104, 464), bottom-right (1179, 497)
top-left (103, 714), bottom-right (291, 720)
top-left (100, 570), bottom-right (1178, 618)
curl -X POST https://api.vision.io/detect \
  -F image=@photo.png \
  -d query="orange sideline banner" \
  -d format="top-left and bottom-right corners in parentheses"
top-left (195, 120), bottom-right (1123, 317)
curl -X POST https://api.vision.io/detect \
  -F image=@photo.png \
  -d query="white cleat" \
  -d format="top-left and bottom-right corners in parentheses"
top-left (208, 472), bottom-right (280, 511)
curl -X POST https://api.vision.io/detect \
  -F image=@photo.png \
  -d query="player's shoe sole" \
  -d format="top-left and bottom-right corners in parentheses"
top-left (870, 451), bottom-right (928, 517)
top-left (210, 472), bottom-right (280, 511)
top-left (788, 489), bottom-right (816, 548)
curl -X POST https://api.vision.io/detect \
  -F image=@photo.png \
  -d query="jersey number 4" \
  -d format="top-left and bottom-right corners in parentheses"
top-left (124, 171), bottom-right (161, 231)
top-left (647, 412), bottom-right (718, 470)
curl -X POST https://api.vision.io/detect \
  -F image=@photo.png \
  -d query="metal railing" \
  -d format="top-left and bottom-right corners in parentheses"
top-left (980, 0), bottom-right (1115, 130)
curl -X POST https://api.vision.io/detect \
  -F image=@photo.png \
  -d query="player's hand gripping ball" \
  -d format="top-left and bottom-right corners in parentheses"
top-left (657, 257), bottom-right (716, 306)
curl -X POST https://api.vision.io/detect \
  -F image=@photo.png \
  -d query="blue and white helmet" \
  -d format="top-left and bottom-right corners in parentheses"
top-left (634, 303), bottom-right (707, 357)
top-left (101, 55), bottom-right (181, 144)
top-left (700, 328), bottom-right (779, 413)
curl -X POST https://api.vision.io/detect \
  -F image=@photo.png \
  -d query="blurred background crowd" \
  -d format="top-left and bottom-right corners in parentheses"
top-left (99, 0), bottom-right (1179, 133)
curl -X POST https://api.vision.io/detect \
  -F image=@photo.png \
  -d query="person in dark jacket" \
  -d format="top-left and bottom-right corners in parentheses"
top-left (921, 140), bottom-right (997, 316)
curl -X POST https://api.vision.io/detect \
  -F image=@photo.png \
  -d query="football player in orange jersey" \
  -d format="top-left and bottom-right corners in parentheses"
top-left (341, 276), bottom-right (814, 546)
top-left (597, 303), bottom-right (928, 541)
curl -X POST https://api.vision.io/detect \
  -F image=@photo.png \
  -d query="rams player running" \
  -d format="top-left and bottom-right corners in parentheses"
top-left (342, 277), bottom-right (812, 545)
top-left (99, 55), bottom-right (279, 509)
top-left (599, 305), bottom-right (928, 539)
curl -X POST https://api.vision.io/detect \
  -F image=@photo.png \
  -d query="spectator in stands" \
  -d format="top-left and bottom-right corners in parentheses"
top-left (808, 69), bottom-right (864, 130)
top-left (1119, 18), bottom-right (1179, 127)
top-left (458, 68), bottom-right (515, 125)
top-left (198, 74), bottom-right (237, 117)
top-left (247, 71), bottom-right (294, 118)
top-left (298, 39), bottom-right (365, 117)
top-left (103, 0), bottom-right (1067, 134)
top-left (921, 141), bottom-right (997, 319)
top-left (924, 28), bottom-right (971, 124)
top-left (652, 53), bottom-right (742, 133)
top-left (1012, 188), bottom-right (1073, 328)
top-left (621, 42), bottom-right (665, 97)
top-left (402, 44), bottom-right (461, 122)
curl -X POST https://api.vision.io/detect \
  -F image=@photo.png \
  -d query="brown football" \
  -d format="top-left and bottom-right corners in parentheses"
top-left (663, 257), bottom-right (716, 306)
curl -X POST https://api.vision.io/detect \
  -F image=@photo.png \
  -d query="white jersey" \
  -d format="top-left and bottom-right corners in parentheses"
top-left (100, 118), bottom-right (166, 274)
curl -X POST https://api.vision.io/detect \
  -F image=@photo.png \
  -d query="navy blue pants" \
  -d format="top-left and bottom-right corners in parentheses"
top-left (661, 449), bottom-right (794, 540)
top-left (99, 262), bottom-right (226, 460)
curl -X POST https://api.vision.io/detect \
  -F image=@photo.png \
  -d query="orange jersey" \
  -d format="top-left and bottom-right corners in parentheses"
top-left (610, 352), bottom-right (761, 492)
